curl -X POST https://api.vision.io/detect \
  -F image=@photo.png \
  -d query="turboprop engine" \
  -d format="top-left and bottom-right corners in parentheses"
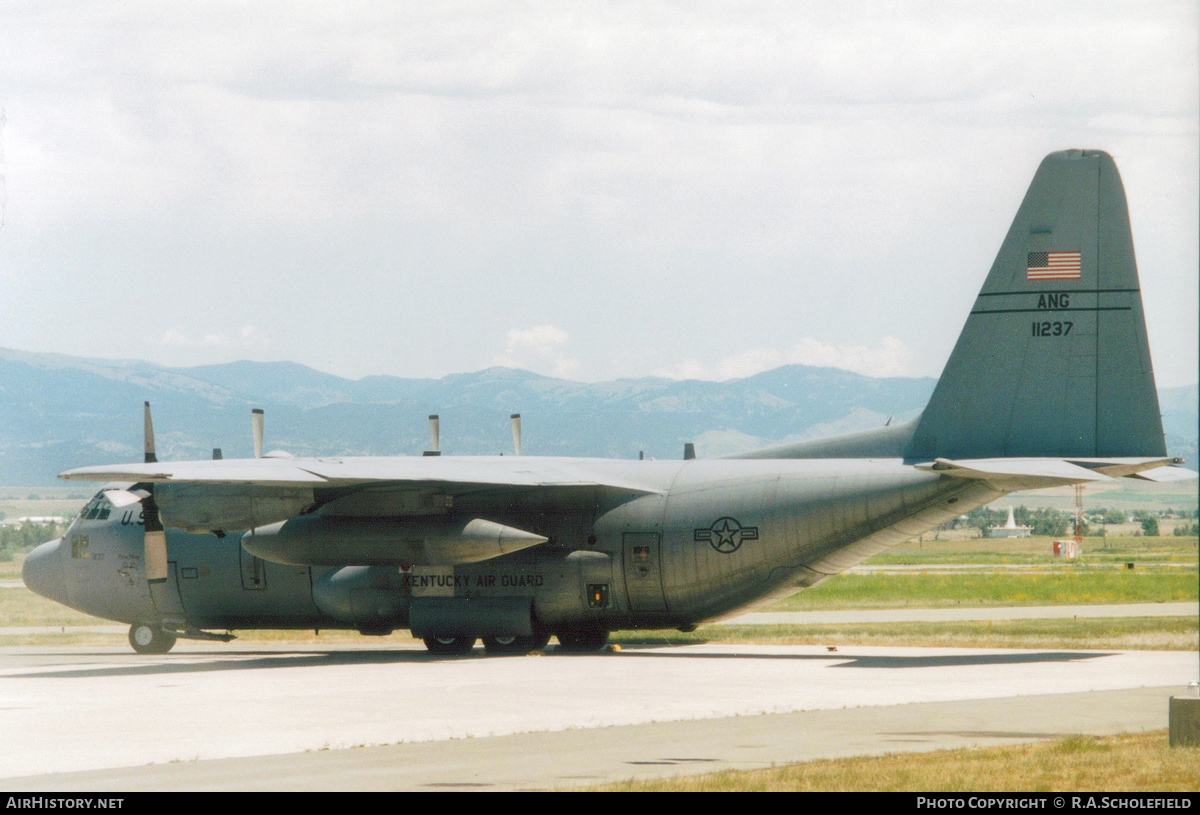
top-left (242, 515), bottom-right (548, 566)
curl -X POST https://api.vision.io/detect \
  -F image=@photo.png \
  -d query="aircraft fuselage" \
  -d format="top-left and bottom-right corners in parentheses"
top-left (25, 458), bottom-right (1001, 638)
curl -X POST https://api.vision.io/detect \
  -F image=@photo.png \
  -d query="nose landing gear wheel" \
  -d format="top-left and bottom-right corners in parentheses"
top-left (422, 636), bottom-right (477, 655)
top-left (128, 623), bottom-right (177, 654)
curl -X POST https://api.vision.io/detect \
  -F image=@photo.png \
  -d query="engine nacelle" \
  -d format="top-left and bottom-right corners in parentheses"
top-left (243, 515), bottom-right (548, 566)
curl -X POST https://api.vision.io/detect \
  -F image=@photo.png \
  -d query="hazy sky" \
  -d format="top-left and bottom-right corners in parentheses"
top-left (2, 2), bottom-right (1196, 386)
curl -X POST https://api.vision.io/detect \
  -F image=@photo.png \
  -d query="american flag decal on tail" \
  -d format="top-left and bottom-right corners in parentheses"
top-left (1027, 251), bottom-right (1081, 280)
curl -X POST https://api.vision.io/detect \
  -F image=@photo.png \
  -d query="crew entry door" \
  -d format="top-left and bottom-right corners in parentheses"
top-left (622, 533), bottom-right (667, 612)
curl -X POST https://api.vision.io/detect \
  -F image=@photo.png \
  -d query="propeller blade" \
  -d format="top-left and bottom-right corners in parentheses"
top-left (252, 409), bottom-right (264, 459)
top-left (142, 488), bottom-right (168, 583)
top-left (136, 405), bottom-right (166, 581)
top-left (143, 402), bottom-right (157, 464)
top-left (511, 413), bottom-right (521, 456)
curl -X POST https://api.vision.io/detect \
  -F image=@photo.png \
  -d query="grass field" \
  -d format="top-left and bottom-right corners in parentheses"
top-left (772, 571), bottom-right (1197, 610)
top-left (1001, 479), bottom-right (1198, 512)
top-left (0, 587), bottom-right (99, 627)
top-left (590, 731), bottom-right (1200, 791)
top-left (872, 535), bottom-right (1197, 564)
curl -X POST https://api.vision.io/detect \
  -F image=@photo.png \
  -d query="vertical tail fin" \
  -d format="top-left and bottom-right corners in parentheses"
top-left (909, 150), bottom-right (1165, 459)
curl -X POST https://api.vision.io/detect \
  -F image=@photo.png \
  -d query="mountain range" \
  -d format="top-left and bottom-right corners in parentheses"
top-left (0, 347), bottom-right (1194, 486)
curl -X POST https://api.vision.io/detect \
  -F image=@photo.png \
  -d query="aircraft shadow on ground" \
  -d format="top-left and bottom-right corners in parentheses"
top-left (2, 649), bottom-right (459, 679)
top-left (614, 649), bottom-right (1115, 669)
top-left (3, 645), bottom-right (1116, 679)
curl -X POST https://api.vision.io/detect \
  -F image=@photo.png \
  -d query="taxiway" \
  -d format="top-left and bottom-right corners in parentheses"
top-left (0, 642), bottom-right (1192, 790)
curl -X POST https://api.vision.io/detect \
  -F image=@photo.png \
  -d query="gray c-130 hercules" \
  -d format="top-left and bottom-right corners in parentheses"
top-left (23, 149), bottom-right (1196, 655)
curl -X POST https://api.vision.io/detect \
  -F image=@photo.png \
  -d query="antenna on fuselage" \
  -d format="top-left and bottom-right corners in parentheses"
top-left (683, 442), bottom-right (696, 461)
top-left (424, 414), bottom-right (441, 457)
top-left (252, 409), bottom-right (264, 458)
top-left (212, 448), bottom-right (223, 460)
top-left (511, 414), bottom-right (522, 456)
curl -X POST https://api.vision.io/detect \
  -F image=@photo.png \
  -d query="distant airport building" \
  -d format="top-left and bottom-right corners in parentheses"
top-left (0, 516), bottom-right (67, 527)
top-left (987, 506), bottom-right (1032, 538)
top-left (1052, 539), bottom-right (1081, 559)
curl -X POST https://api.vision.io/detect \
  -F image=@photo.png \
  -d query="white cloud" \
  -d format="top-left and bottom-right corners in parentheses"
top-left (0, 4), bottom-right (1193, 385)
top-left (494, 324), bottom-right (579, 378)
top-left (156, 324), bottom-right (274, 353)
top-left (159, 326), bottom-right (229, 347)
top-left (786, 336), bottom-right (913, 378)
top-left (656, 336), bottom-right (913, 381)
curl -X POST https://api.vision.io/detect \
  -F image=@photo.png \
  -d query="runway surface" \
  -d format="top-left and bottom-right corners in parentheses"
top-left (1, 643), bottom-right (1193, 790)
top-left (723, 602), bottom-right (1200, 625)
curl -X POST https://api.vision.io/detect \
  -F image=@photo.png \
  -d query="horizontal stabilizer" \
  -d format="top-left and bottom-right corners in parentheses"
top-left (916, 455), bottom-right (1195, 489)
top-left (915, 457), bottom-right (1112, 489)
top-left (1127, 466), bottom-right (1199, 483)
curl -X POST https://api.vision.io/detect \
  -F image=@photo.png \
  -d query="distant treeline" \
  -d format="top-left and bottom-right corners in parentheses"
top-left (0, 522), bottom-right (70, 559)
top-left (943, 506), bottom-right (1199, 538)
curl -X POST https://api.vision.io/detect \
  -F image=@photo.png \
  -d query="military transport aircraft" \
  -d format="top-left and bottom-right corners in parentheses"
top-left (23, 149), bottom-right (1196, 655)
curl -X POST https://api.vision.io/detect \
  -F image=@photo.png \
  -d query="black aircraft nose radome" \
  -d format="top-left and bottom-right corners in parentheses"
top-left (22, 538), bottom-right (67, 605)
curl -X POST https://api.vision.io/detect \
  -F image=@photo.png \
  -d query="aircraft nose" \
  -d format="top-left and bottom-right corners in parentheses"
top-left (22, 538), bottom-right (68, 604)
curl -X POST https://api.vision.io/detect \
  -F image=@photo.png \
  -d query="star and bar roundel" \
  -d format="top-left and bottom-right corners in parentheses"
top-left (694, 517), bottom-right (759, 554)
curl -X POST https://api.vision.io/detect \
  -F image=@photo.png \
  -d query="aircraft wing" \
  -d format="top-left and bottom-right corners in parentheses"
top-left (61, 455), bottom-right (670, 534)
top-left (59, 455), bottom-right (666, 494)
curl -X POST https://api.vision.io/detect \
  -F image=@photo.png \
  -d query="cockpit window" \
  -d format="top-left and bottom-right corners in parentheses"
top-left (80, 493), bottom-right (112, 522)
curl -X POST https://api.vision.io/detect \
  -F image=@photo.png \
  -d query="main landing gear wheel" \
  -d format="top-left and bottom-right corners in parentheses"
top-left (423, 636), bottom-right (477, 655)
top-left (482, 633), bottom-right (551, 655)
top-left (554, 629), bottom-right (609, 653)
top-left (128, 623), bottom-right (177, 655)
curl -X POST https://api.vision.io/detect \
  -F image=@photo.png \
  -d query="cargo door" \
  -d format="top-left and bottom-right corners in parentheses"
top-left (622, 532), bottom-right (667, 612)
